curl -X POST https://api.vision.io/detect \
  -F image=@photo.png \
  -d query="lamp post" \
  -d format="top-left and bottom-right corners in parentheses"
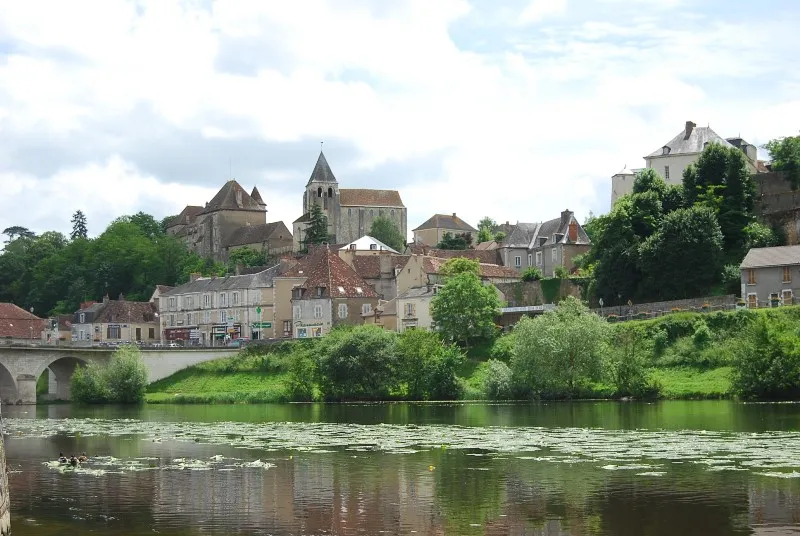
top-left (30, 306), bottom-right (35, 343)
top-left (599, 297), bottom-right (604, 317)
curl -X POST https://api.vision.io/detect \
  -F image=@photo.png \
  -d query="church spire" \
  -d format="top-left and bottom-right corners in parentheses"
top-left (306, 151), bottom-right (337, 186)
top-left (250, 186), bottom-right (266, 209)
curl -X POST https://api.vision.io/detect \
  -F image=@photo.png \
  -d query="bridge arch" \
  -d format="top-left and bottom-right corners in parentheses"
top-left (0, 362), bottom-right (17, 404)
top-left (34, 356), bottom-right (90, 401)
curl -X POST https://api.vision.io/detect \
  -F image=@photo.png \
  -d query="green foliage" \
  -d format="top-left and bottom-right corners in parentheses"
top-left (70, 210), bottom-right (88, 240)
top-left (303, 203), bottom-right (330, 247)
top-left (731, 315), bottom-right (800, 399)
top-left (520, 266), bottom-right (542, 282)
top-left (553, 265), bottom-right (569, 279)
top-left (606, 327), bottom-right (660, 398)
top-left (481, 359), bottom-right (513, 400)
top-left (476, 217), bottom-right (496, 244)
top-left (2, 226), bottom-right (35, 243)
top-left (764, 134), bottom-right (800, 189)
top-left (488, 333), bottom-right (516, 362)
top-left (638, 206), bottom-right (724, 299)
top-left (435, 232), bottom-right (470, 250)
top-left (227, 246), bottom-right (266, 271)
top-left (539, 278), bottom-right (561, 304)
top-left (368, 216), bottom-right (406, 252)
top-left (692, 322), bottom-right (712, 349)
top-left (440, 257), bottom-right (480, 277)
top-left (511, 297), bottom-right (609, 397)
top-left (431, 271), bottom-right (501, 347)
top-left (397, 329), bottom-right (464, 400)
top-left (316, 326), bottom-right (401, 400)
top-left (71, 345), bottom-right (148, 404)
top-left (743, 221), bottom-right (779, 249)
top-left (493, 231), bottom-right (506, 242)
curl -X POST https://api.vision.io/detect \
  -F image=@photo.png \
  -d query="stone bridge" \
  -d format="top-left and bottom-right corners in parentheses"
top-left (0, 346), bottom-right (238, 404)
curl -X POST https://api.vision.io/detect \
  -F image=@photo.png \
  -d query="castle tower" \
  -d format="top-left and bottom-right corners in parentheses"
top-left (611, 166), bottom-right (635, 206)
top-left (250, 186), bottom-right (267, 211)
top-left (303, 151), bottom-right (340, 241)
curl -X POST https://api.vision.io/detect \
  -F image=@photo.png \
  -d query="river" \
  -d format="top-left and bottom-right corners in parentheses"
top-left (2, 401), bottom-right (800, 535)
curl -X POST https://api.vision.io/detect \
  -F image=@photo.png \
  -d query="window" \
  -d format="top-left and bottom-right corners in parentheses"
top-left (405, 303), bottom-right (416, 317)
top-left (370, 243), bottom-right (377, 250)
top-left (187, 313), bottom-right (193, 325)
top-left (169, 297), bottom-right (176, 310)
top-left (283, 320), bottom-right (292, 338)
top-left (203, 294), bottom-right (211, 307)
top-left (169, 314), bottom-right (175, 327)
top-left (338, 303), bottom-right (348, 318)
top-left (662, 146), bottom-right (670, 155)
top-left (747, 269), bottom-right (757, 285)
top-left (148, 328), bottom-right (155, 339)
top-left (369, 209), bottom-right (374, 216)
top-left (314, 305), bottom-right (323, 319)
top-left (203, 311), bottom-right (210, 323)
top-left (349, 244), bottom-right (356, 250)
top-left (348, 208), bottom-right (352, 216)
top-left (514, 256), bottom-right (522, 268)
top-left (355, 287), bottom-right (363, 295)
top-left (783, 267), bottom-right (792, 283)
top-left (293, 306), bottom-right (302, 320)
top-left (551, 248), bottom-right (557, 263)
top-left (250, 290), bottom-right (261, 305)
top-left (527, 254), bottom-right (532, 266)
top-left (664, 165), bottom-right (670, 180)
top-left (79, 313), bottom-right (85, 324)
top-left (219, 293), bottom-right (227, 307)
top-left (232, 292), bottom-right (239, 305)
top-left (362, 303), bottom-right (372, 315)
top-left (338, 286), bottom-right (345, 295)
top-left (536, 251), bottom-right (542, 266)
top-left (220, 310), bottom-right (227, 323)
top-left (107, 325), bottom-right (121, 339)
top-left (292, 288), bottom-right (303, 299)
top-left (185, 296), bottom-right (194, 309)
top-left (747, 293), bottom-right (758, 309)
top-left (316, 287), bottom-right (325, 297)
top-left (783, 289), bottom-right (793, 306)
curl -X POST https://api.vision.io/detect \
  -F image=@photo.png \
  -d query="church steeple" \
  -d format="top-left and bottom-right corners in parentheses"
top-left (250, 186), bottom-right (266, 209)
top-left (306, 151), bottom-right (337, 186)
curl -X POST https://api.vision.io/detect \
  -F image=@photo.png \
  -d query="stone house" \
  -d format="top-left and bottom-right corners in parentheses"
top-left (362, 298), bottom-right (398, 331)
top-left (293, 152), bottom-right (407, 250)
top-left (160, 265), bottom-right (283, 345)
top-left (740, 245), bottom-right (800, 308)
top-left (496, 210), bottom-right (591, 276)
top-left (288, 247), bottom-right (379, 339)
top-left (611, 120), bottom-right (765, 204)
top-left (0, 303), bottom-right (45, 344)
top-left (71, 296), bottom-right (158, 344)
top-left (396, 286), bottom-right (437, 333)
top-left (168, 180), bottom-right (291, 262)
top-left (339, 249), bottom-right (410, 301)
top-left (412, 213), bottom-right (476, 247)
top-left (44, 314), bottom-right (72, 345)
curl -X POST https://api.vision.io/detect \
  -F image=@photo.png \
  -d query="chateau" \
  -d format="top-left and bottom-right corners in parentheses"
top-left (292, 152), bottom-right (407, 250)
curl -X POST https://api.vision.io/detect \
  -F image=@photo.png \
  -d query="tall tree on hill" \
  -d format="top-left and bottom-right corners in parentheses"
top-left (436, 232), bottom-right (469, 250)
top-left (431, 267), bottom-right (500, 348)
top-left (228, 246), bottom-right (266, 271)
top-left (70, 210), bottom-right (88, 240)
top-left (303, 203), bottom-right (330, 248)
top-left (369, 216), bottom-right (405, 252)
top-left (476, 217), bottom-right (496, 243)
top-left (2, 226), bottom-right (35, 244)
top-left (764, 133), bottom-right (800, 189)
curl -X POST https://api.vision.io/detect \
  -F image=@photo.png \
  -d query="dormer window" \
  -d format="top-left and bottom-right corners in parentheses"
top-left (349, 244), bottom-right (357, 250)
top-left (369, 244), bottom-right (377, 250)
top-left (292, 288), bottom-right (304, 299)
top-left (662, 146), bottom-right (671, 155)
top-left (338, 286), bottom-right (345, 294)
top-left (316, 286), bottom-right (324, 297)
top-left (355, 287), bottom-right (363, 295)
top-left (79, 313), bottom-right (85, 324)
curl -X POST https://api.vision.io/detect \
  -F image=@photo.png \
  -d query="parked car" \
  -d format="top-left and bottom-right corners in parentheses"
top-left (167, 342), bottom-right (181, 348)
top-left (226, 337), bottom-right (250, 348)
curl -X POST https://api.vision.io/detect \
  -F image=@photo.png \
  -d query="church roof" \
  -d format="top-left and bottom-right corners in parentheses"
top-left (306, 151), bottom-right (337, 186)
top-left (201, 180), bottom-right (265, 214)
top-left (339, 189), bottom-right (404, 208)
top-left (250, 186), bottom-right (265, 205)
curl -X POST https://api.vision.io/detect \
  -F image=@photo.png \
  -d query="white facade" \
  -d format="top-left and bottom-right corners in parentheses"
top-left (292, 298), bottom-right (331, 339)
top-left (396, 288), bottom-right (436, 333)
top-left (610, 167), bottom-right (637, 206)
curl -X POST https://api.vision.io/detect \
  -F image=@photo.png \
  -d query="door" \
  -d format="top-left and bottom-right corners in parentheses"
top-left (135, 327), bottom-right (142, 341)
top-left (747, 294), bottom-right (757, 309)
top-left (783, 290), bottom-right (793, 306)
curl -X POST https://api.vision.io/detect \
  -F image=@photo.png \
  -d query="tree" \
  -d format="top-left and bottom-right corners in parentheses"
top-left (397, 329), bottom-right (464, 400)
top-left (476, 217), bottom-right (497, 243)
top-left (440, 257), bottom-right (480, 277)
top-left (2, 226), bottom-right (35, 244)
top-left (228, 246), bottom-right (266, 270)
top-left (303, 203), bottom-right (329, 248)
top-left (70, 210), bottom-right (88, 240)
top-left (431, 271), bottom-right (500, 348)
top-left (72, 345), bottom-right (148, 403)
top-left (764, 133), bottom-right (800, 189)
top-left (435, 232), bottom-right (468, 250)
top-left (369, 216), bottom-right (405, 252)
top-left (732, 315), bottom-right (800, 399)
top-left (638, 206), bottom-right (724, 300)
top-left (511, 296), bottom-right (609, 398)
top-left (126, 211), bottom-right (164, 239)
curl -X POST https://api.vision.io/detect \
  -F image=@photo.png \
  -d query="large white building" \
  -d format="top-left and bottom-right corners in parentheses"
top-left (611, 121), bottom-right (762, 206)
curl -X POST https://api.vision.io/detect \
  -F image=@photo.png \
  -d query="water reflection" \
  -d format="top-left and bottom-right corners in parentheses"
top-left (3, 402), bottom-right (800, 535)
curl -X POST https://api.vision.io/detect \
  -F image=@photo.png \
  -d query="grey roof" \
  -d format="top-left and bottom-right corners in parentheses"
top-left (412, 213), bottom-right (476, 233)
top-left (163, 265), bottom-right (283, 295)
top-left (740, 246), bottom-right (800, 269)
top-left (224, 222), bottom-right (291, 247)
top-left (306, 151), bottom-right (337, 186)
top-left (614, 166), bottom-right (635, 176)
top-left (646, 124), bottom-right (734, 158)
top-left (397, 286), bottom-right (437, 300)
top-left (250, 186), bottom-right (265, 205)
top-left (200, 180), bottom-right (265, 214)
top-left (499, 211), bottom-right (591, 250)
top-left (503, 222), bottom-right (539, 248)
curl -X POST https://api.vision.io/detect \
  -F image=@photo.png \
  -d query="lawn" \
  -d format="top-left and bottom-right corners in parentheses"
top-left (651, 366), bottom-right (733, 399)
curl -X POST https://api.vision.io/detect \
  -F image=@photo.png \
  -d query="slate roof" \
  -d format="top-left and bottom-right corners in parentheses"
top-left (306, 151), bottom-right (338, 186)
top-left (0, 303), bottom-right (45, 339)
top-left (169, 205), bottom-right (204, 228)
top-left (740, 246), bottom-right (800, 269)
top-left (293, 212), bottom-right (311, 224)
top-left (224, 222), bottom-right (291, 247)
top-left (95, 300), bottom-right (158, 324)
top-left (422, 257), bottom-right (520, 279)
top-left (164, 265), bottom-right (284, 295)
top-left (413, 214), bottom-right (476, 233)
top-left (397, 286), bottom-right (437, 300)
top-left (646, 123), bottom-right (734, 158)
top-left (250, 186), bottom-right (265, 205)
top-left (340, 189), bottom-right (405, 208)
top-left (614, 166), bottom-right (635, 176)
top-left (502, 222), bottom-right (540, 248)
top-left (499, 212), bottom-right (591, 250)
top-left (200, 180), bottom-right (265, 214)
top-left (297, 248), bottom-right (378, 299)
top-left (155, 285), bottom-right (173, 294)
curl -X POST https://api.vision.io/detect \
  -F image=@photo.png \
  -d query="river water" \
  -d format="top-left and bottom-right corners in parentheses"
top-left (2, 401), bottom-right (800, 535)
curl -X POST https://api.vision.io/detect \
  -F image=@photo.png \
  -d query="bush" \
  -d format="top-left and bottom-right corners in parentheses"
top-left (553, 265), bottom-right (569, 279)
top-left (606, 329), bottom-right (660, 398)
top-left (521, 267), bottom-right (542, 282)
top-left (488, 334), bottom-right (516, 363)
top-left (731, 316), bottom-right (800, 399)
top-left (482, 359), bottom-right (513, 400)
top-left (652, 328), bottom-right (669, 357)
top-left (397, 329), bottom-right (464, 400)
top-left (692, 322), bottom-right (712, 349)
top-left (71, 345), bottom-right (147, 404)
top-left (286, 344), bottom-right (318, 401)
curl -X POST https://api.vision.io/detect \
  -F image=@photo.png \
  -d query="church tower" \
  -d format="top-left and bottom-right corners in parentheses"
top-left (303, 151), bottom-right (340, 241)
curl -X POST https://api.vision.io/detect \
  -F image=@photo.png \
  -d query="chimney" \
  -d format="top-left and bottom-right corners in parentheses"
top-left (452, 213), bottom-right (457, 218)
top-left (568, 221), bottom-right (578, 242)
top-left (685, 120), bottom-right (696, 139)
top-left (103, 294), bottom-right (109, 304)
top-left (561, 209), bottom-right (572, 226)
top-left (190, 272), bottom-right (201, 282)
top-left (118, 293), bottom-right (125, 301)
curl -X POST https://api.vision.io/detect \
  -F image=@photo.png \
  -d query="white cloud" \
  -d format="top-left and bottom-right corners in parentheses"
top-left (0, 0), bottom-right (798, 239)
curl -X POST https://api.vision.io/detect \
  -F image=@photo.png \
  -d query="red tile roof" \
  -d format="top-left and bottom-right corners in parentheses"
top-left (299, 248), bottom-right (378, 299)
top-left (339, 189), bottom-right (405, 208)
top-left (0, 303), bottom-right (46, 339)
top-left (351, 256), bottom-right (381, 279)
top-left (94, 300), bottom-right (158, 323)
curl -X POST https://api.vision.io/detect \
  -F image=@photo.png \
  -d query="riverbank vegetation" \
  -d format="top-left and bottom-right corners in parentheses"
top-left (72, 344), bottom-right (148, 403)
top-left (146, 300), bottom-right (800, 404)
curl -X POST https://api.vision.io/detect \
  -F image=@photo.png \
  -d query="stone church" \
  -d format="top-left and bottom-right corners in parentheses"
top-left (292, 152), bottom-right (407, 250)
top-left (167, 180), bottom-right (293, 262)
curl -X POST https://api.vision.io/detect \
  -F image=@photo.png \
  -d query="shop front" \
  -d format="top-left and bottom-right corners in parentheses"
top-left (165, 327), bottom-right (191, 341)
top-left (295, 322), bottom-right (325, 339)
top-left (212, 323), bottom-right (242, 345)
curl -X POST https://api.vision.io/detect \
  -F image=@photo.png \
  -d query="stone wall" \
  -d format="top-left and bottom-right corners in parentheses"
top-left (591, 294), bottom-right (736, 316)
top-left (496, 280), bottom-right (582, 307)
top-left (0, 434), bottom-right (8, 535)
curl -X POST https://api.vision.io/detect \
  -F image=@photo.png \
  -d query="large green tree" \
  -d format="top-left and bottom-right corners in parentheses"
top-left (228, 246), bottom-right (266, 270)
top-left (764, 133), bottom-right (800, 189)
top-left (368, 216), bottom-right (405, 252)
top-left (435, 232), bottom-right (469, 250)
top-left (431, 270), bottom-right (500, 348)
top-left (70, 210), bottom-right (88, 240)
top-left (476, 216), bottom-right (496, 243)
top-left (303, 203), bottom-right (329, 248)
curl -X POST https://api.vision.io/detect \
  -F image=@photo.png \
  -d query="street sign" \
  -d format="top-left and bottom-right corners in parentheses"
top-left (256, 306), bottom-right (262, 315)
top-left (252, 322), bottom-right (272, 329)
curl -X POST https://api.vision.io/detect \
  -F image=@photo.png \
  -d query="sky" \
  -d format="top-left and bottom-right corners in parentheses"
top-left (1, 0), bottom-right (799, 239)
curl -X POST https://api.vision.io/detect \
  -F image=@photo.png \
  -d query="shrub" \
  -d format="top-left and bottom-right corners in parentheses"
top-left (731, 316), bottom-right (800, 399)
top-left (692, 322), bottom-right (712, 349)
top-left (482, 359), bottom-right (513, 400)
top-left (286, 345), bottom-right (318, 401)
top-left (606, 327), bottom-right (660, 398)
top-left (71, 362), bottom-right (110, 403)
top-left (397, 329), bottom-right (464, 400)
top-left (71, 345), bottom-right (147, 404)
top-left (553, 265), bottom-right (570, 279)
top-left (521, 266), bottom-right (542, 282)
top-left (488, 334), bottom-right (516, 363)
top-left (652, 328), bottom-right (669, 357)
